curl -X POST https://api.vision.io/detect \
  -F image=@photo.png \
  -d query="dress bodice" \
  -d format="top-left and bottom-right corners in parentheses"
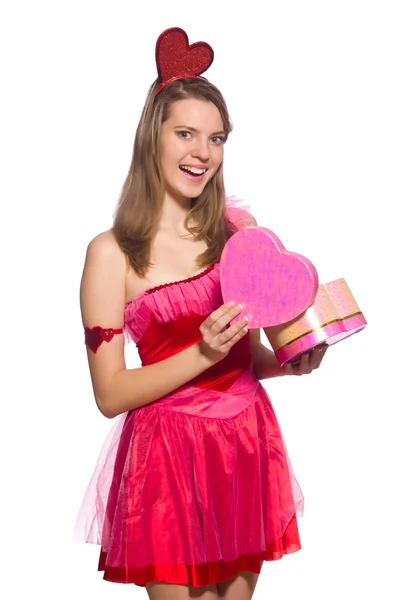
top-left (123, 199), bottom-right (255, 392)
top-left (123, 261), bottom-right (252, 392)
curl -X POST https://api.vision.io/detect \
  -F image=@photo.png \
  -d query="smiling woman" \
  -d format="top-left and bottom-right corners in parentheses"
top-left (73, 26), bottom-right (319, 600)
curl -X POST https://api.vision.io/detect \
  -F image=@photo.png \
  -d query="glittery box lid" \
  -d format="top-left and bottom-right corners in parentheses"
top-left (220, 226), bottom-right (319, 328)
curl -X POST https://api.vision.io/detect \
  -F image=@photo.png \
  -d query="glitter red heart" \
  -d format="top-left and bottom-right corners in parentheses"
top-left (155, 27), bottom-right (214, 94)
top-left (84, 326), bottom-right (123, 354)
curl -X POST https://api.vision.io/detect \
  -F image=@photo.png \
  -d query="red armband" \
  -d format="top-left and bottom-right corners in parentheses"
top-left (84, 326), bottom-right (123, 354)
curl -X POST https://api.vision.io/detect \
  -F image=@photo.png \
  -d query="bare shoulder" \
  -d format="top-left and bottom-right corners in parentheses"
top-left (81, 228), bottom-right (127, 324)
top-left (86, 229), bottom-right (126, 266)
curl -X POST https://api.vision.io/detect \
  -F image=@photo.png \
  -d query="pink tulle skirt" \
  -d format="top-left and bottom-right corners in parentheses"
top-left (73, 366), bottom-right (304, 587)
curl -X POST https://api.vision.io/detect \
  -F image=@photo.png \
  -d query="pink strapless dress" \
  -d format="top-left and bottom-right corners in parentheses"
top-left (73, 200), bottom-right (304, 588)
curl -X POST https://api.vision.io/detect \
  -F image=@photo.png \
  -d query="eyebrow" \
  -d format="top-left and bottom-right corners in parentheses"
top-left (174, 125), bottom-right (226, 136)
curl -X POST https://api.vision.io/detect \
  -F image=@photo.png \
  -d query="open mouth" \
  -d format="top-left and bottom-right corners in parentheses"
top-left (179, 165), bottom-right (208, 180)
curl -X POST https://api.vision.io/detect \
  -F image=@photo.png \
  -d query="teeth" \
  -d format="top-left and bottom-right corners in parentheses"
top-left (180, 166), bottom-right (206, 175)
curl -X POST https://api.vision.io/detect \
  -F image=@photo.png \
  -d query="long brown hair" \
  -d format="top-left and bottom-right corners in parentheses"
top-left (112, 77), bottom-right (238, 277)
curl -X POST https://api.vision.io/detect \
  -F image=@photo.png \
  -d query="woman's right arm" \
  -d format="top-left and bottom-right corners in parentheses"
top-left (81, 232), bottom-right (247, 419)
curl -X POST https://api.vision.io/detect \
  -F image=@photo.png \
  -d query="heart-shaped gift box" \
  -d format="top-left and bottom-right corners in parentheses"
top-left (264, 278), bottom-right (367, 366)
top-left (220, 227), bottom-right (367, 365)
top-left (220, 227), bottom-right (319, 328)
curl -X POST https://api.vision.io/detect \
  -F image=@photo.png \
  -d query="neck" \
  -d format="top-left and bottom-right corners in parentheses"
top-left (159, 191), bottom-right (194, 233)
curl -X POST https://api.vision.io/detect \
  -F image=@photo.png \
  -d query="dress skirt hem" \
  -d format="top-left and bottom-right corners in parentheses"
top-left (97, 514), bottom-right (301, 587)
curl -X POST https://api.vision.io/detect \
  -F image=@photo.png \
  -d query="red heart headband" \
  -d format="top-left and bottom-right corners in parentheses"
top-left (155, 27), bottom-right (214, 95)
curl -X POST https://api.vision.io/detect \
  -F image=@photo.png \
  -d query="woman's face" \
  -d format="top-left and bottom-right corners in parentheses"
top-left (159, 98), bottom-right (226, 200)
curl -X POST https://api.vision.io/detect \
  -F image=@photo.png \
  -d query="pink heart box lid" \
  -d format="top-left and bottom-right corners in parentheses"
top-left (220, 227), bottom-right (319, 328)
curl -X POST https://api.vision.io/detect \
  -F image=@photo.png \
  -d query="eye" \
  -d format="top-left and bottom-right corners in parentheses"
top-left (176, 130), bottom-right (192, 139)
top-left (211, 135), bottom-right (226, 145)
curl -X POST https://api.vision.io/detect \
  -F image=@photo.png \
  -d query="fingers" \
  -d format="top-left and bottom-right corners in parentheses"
top-left (297, 352), bottom-right (310, 375)
top-left (200, 302), bottom-right (248, 353)
top-left (285, 344), bottom-right (328, 376)
top-left (308, 344), bottom-right (328, 370)
top-left (221, 315), bottom-right (249, 344)
top-left (284, 363), bottom-right (294, 376)
top-left (215, 306), bottom-right (246, 340)
top-left (203, 302), bottom-right (241, 330)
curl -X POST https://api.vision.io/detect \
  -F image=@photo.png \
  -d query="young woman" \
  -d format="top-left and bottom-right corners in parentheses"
top-left (74, 27), bottom-right (327, 600)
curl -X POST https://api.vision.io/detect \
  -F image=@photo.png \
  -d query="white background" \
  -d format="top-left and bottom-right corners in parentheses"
top-left (1, 1), bottom-right (396, 598)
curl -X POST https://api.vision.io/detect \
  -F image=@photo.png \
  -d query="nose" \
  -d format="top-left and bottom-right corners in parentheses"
top-left (191, 136), bottom-right (210, 162)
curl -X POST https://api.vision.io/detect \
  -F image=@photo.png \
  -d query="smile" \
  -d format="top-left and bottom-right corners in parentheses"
top-left (179, 165), bottom-right (208, 182)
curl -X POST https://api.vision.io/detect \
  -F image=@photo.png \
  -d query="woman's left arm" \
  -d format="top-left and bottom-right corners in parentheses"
top-left (250, 334), bottom-right (285, 379)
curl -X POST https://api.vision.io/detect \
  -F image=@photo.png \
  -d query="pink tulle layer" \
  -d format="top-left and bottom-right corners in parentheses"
top-left (74, 365), bottom-right (304, 584)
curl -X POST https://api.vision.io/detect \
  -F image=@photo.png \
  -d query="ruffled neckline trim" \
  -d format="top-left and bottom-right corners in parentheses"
top-left (125, 263), bottom-right (217, 307)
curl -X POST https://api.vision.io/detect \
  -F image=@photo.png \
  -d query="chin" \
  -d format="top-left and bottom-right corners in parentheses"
top-left (169, 181), bottom-right (207, 201)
